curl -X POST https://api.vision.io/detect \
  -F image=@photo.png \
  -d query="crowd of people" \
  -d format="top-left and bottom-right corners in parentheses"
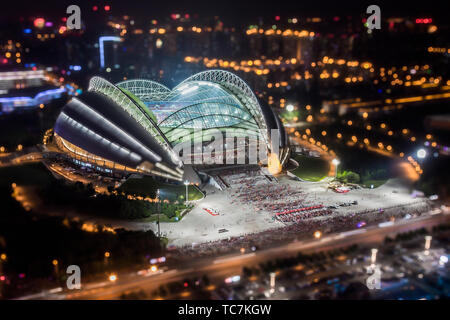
top-left (172, 201), bottom-right (432, 260)
top-left (219, 167), bottom-right (334, 222)
top-left (168, 166), bottom-right (434, 260)
top-left (276, 208), bottom-right (333, 223)
top-left (219, 167), bottom-right (264, 186)
top-left (229, 182), bottom-right (306, 211)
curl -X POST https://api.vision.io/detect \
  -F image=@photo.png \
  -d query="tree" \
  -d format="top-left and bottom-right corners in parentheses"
top-left (338, 170), bottom-right (360, 183)
top-left (346, 171), bottom-right (360, 183)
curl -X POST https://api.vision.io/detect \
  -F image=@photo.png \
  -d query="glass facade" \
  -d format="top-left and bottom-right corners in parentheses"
top-left (117, 70), bottom-right (267, 146)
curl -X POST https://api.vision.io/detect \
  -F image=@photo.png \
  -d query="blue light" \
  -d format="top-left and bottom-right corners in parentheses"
top-left (98, 36), bottom-right (121, 68)
top-left (69, 65), bottom-right (82, 71)
top-left (0, 88), bottom-right (66, 111)
top-left (23, 28), bottom-right (32, 34)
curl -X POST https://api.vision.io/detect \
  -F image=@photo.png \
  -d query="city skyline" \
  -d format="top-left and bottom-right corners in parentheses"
top-left (0, 0), bottom-right (448, 306)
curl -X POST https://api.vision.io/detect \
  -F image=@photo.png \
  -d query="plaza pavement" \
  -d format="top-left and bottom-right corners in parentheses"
top-left (161, 175), bottom-right (428, 246)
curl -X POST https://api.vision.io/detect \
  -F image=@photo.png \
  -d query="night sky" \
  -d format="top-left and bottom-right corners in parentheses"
top-left (0, 0), bottom-right (448, 22)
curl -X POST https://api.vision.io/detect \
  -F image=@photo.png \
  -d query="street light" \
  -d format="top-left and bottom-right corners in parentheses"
top-left (286, 104), bottom-right (294, 112)
top-left (184, 181), bottom-right (189, 205)
top-left (424, 235), bottom-right (432, 255)
top-left (370, 248), bottom-right (378, 267)
top-left (156, 189), bottom-right (161, 238)
top-left (52, 259), bottom-right (59, 277)
top-left (417, 148), bottom-right (427, 159)
top-left (332, 158), bottom-right (340, 178)
top-left (269, 272), bottom-right (276, 295)
top-left (104, 251), bottom-right (110, 267)
top-left (108, 274), bottom-right (117, 282)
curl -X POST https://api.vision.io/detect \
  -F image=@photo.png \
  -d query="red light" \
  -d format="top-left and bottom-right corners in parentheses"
top-left (33, 18), bottom-right (45, 28)
top-left (183, 282), bottom-right (188, 287)
top-left (333, 16), bottom-right (340, 22)
top-left (185, 14), bottom-right (190, 19)
top-left (104, 5), bottom-right (110, 11)
top-left (416, 18), bottom-right (433, 24)
top-left (58, 26), bottom-right (67, 34)
top-left (2, 59), bottom-right (7, 64)
top-left (0, 276), bottom-right (5, 281)
top-left (93, 6), bottom-right (98, 11)
top-left (275, 16), bottom-right (280, 21)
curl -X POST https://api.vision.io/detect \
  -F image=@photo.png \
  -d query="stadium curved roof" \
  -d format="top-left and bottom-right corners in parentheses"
top-left (174, 70), bottom-right (268, 143)
top-left (116, 79), bottom-right (171, 102)
top-left (52, 71), bottom-right (289, 181)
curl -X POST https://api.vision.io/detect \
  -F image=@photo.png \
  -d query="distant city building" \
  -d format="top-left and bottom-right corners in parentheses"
top-left (0, 69), bottom-right (66, 114)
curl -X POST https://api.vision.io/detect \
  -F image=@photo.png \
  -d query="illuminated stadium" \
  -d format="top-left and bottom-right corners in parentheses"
top-left (51, 70), bottom-right (290, 181)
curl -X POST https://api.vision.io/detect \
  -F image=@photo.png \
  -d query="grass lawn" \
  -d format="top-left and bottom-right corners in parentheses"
top-left (142, 214), bottom-right (176, 223)
top-left (118, 176), bottom-right (203, 202)
top-left (361, 179), bottom-right (388, 188)
top-left (280, 110), bottom-right (301, 122)
top-left (290, 154), bottom-right (330, 182)
top-left (0, 163), bottom-right (55, 187)
top-left (140, 206), bottom-right (192, 223)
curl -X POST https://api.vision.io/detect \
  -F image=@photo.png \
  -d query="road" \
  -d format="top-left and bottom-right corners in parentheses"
top-left (18, 207), bottom-right (449, 300)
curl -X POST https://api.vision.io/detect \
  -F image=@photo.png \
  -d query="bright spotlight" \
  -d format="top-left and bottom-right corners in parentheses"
top-left (332, 158), bottom-right (340, 166)
top-left (417, 149), bottom-right (427, 159)
top-left (286, 104), bottom-right (294, 112)
top-left (108, 274), bottom-right (117, 282)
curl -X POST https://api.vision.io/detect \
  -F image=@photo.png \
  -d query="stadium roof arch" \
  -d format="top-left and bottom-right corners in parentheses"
top-left (51, 71), bottom-right (289, 181)
top-left (173, 70), bottom-right (269, 144)
top-left (116, 79), bottom-right (171, 102)
top-left (88, 76), bottom-right (182, 167)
